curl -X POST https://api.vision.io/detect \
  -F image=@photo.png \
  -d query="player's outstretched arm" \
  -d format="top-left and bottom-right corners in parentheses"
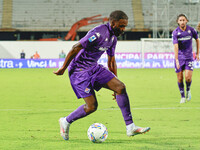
top-left (195, 38), bottom-right (199, 61)
top-left (53, 42), bottom-right (83, 75)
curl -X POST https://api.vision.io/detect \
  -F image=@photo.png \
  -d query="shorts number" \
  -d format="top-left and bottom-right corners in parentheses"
top-left (188, 61), bottom-right (194, 69)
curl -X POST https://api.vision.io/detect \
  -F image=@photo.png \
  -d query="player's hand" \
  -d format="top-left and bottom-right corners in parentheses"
top-left (176, 59), bottom-right (180, 69)
top-left (195, 54), bottom-right (199, 61)
top-left (53, 68), bottom-right (65, 75)
top-left (112, 92), bottom-right (116, 101)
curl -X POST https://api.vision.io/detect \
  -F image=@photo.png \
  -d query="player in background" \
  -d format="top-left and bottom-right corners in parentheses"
top-left (54, 10), bottom-right (150, 140)
top-left (172, 14), bottom-right (199, 103)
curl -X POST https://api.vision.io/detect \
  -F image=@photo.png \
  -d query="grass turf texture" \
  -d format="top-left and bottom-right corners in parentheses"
top-left (0, 68), bottom-right (200, 150)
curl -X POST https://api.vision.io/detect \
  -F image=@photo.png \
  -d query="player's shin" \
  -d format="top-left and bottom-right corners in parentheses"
top-left (178, 82), bottom-right (185, 98)
top-left (186, 81), bottom-right (192, 101)
top-left (186, 81), bottom-right (192, 91)
top-left (66, 105), bottom-right (88, 123)
top-left (116, 93), bottom-right (133, 125)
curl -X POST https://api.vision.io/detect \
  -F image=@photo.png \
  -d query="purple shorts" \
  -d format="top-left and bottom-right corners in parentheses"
top-left (68, 64), bottom-right (115, 99)
top-left (175, 59), bottom-right (194, 73)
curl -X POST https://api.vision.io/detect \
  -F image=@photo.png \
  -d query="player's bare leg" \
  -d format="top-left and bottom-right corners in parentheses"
top-left (104, 77), bottom-right (150, 136)
top-left (83, 94), bottom-right (98, 114)
top-left (59, 94), bottom-right (97, 140)
top-left (177, 71), bottom-right (186, 103)
top-left (185, 69), bottom-right (193, 101)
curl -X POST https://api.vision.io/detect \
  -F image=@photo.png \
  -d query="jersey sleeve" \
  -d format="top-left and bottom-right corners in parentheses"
top-left (172, 31), bottom-right (178, 44)
top-left (79, 30), bottom-right (101, 49)
top-left (106, 37), bottom-right (117, 57)
top-left (191, 28), bottom-right (198, 39)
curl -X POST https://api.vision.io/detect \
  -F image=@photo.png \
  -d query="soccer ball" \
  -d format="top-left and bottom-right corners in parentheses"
top-left (87, 123), bottom-right (108, 143)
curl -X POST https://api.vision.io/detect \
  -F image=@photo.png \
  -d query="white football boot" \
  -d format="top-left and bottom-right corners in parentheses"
top-left (186, 91), bottom-right (191, 102)
top-left (59, 117), bottom-right (70, 140)
top-left (127, 124), bottom-right (150, 137)
top-left (180, 97), bottom-right (186, 104)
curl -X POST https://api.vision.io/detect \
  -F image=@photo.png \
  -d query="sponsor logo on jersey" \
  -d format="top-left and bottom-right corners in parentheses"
top-left (88, 35), bottom-right (96, 42)
top-left (178, 36), bottom-right (191, 41)
top-left (85, 88), bottom-right (91, 93)
top-left (99, 47), bottom-right (108, 51)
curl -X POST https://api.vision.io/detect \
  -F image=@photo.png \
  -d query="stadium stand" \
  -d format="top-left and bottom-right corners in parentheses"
top-left (2, 0), bottom-right (12, 29)
top-left (1, 0), bottom-right (200, 40)
top-left (141, 0), bottom-right (200, 30)
top-left (0, 0), bottom-right (3, 28)
top-left (132, 0), bottom-right (144, 30)
top-left (11, 0), bottom-right (134, 31)
top-left (1, 0), bottom-right (200, 31)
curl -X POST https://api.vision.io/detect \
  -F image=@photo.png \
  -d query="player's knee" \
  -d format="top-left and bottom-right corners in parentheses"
top-left (185, 77), bottom-right (192, 82)
top-left (116, 82), bottom-right (126, 94)
top-left (178, 77), bottom-right (183, 83)
top-left (85, 103), bottom-right (98, 114)
top-left (178, 79), bottom-right (183, 83)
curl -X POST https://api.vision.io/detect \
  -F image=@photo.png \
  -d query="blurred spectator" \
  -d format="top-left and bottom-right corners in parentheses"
top-left (33, 51), bottom-right (40, 59)
top-left (59, 50), bottom-right (66, 58)
top-left (20, 50), bottom-right (25, 59)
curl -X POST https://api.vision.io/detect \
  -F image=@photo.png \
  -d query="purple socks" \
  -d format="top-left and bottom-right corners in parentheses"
top-left (178, 82), bottom-right (185, 98)
top-left (66, 105), bottom-right (87, 123)
top-left (116, 93), bottom-right (133, 125)
top-left (178, 81), bottom-right (192, 98)
top-left (186, 81), bottom-right (192, 92)
top-left (66, 93), bottom-right (134, 126)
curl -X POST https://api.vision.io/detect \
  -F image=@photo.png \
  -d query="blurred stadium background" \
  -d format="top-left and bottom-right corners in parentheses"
top-left (0, 0), bottom-right (200, 67)
top-left (1, 1), bottom-right (200, 149)
top-left (1, 0), bottom-right (200, 40)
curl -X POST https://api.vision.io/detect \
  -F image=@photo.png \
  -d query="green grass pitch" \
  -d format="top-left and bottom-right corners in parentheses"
top-left (0, 68), bottom-right (200, 150)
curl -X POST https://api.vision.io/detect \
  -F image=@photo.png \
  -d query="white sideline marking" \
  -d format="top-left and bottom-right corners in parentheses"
top-left (0, 107), bottom-right (200, 111)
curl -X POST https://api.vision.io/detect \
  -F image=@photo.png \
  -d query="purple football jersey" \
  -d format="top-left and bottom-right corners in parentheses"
top-left (68, 23), bottom-right (117, 72)
top-left (172, 25), bottom-right (198, 60)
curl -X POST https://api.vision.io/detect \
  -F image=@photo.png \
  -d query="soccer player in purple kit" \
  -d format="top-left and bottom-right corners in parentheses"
top-left (172, 14), bottom-right (199, 103)
top-left (54, 10), bottom-right (150, 140)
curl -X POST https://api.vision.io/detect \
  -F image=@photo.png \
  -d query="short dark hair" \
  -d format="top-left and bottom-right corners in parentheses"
top-left (176, 14), bottom-right (189, 22)
top-left (109, 10), bottom-right (128, 21)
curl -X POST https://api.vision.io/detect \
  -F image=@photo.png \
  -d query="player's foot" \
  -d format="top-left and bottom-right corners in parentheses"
top-left (180, 97), bottom-right (186, 104)
top-left (59, 117), bottom-right (70, 140)
top-left (127, 125), bottom-right (150, 136)
top-left (186, 90), bottom-right (191, 101)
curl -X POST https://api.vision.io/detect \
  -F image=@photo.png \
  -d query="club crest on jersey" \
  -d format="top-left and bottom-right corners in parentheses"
top-left (188, 30), bottom-right (191, 34)
top-left (177, 32), bottom-right (181, 35)
top-left (85, 88), bottom-right (91, 93)
top-left (88, 35), bottom-right (96, 42)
